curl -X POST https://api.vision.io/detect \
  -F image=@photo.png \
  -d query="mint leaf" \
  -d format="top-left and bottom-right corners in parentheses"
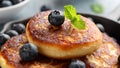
top-left (72, 15), bottom-right (86, 29)
top-left (91, 3), bottom-right (104, 13)
top-left (64, 5), bottom-right (86, 29)
top-left (64, 5), bottom-right (76, 20)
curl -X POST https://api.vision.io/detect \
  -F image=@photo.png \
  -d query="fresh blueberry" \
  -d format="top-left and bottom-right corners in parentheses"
top-left (48, 10), bottom-right (65, 26)
top-left (5, 30), bottom-right (19, 37)
top-left (69, 60), bottom-right (86, 68)
top-left (19, 43), bottom-right (38, 61)
top-left (0, 0), bottom-right (12, 8)
top-left (96, 23), bottom-right (105, 32)
top-left (87, 17), bottom-right (94, 21)
top-left (40, 5), bottom-right (51, 12)
top-left (10, 0), bottom-right (23, 5)
top-left (0, 33), bottom-right (10, 49)
top-left (11, 23), bottom-right (25, 34)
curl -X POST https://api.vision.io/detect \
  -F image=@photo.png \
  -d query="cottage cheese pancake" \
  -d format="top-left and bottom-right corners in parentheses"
top-left (26, 11), bottom-right (102, 59)
top-left (85, 33), bottom-right (120, 68)
top-left (0, 33), bottom-right (119, 68)
top-left (0, 34), bottom-right (69, 68)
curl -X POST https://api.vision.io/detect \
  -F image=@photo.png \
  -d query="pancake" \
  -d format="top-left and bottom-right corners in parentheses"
top-left (26, 11), bottom-right (102, 59)
top-left (85, 33), bottom-right (120, 68)
top-left (0, 34), bottom-right (71, 68)
top-left (0, 33), bottom-right (119, 68)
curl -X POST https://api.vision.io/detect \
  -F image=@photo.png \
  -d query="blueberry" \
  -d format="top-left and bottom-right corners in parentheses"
top-left (0, 0), bottom-right (12, 8)
top-left (10, 0), bottom-right (23, 5)
top-left (48, 10), bottom-right (65, 26)
top-left (69, 60), bottom-right (86, 68)
top-left (40, 5), bottom-right (51, 12)
top-left (5, 30), bottom-right (19, 37)
top-left (96, 23), bottom-right (105, 32)
top-left (19, 43), bottom-right (38, 61)
top-left (0, 33), bottom-right (10, 49)
top-left (11, 23), bottom-right (25, 34)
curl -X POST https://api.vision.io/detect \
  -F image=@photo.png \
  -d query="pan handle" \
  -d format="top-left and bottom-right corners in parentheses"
top-left (106, 4), bottom-right (120, 22)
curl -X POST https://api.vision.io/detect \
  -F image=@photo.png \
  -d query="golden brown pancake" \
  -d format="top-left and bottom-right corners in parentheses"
top-left (0, 33), bottom-right (119, 68)
top-left (0, 34), bottom-right (71, 68)
top-left (85, 33), bottom-right (120, 68)
top-left (26, 11), bottom-right (102, 59)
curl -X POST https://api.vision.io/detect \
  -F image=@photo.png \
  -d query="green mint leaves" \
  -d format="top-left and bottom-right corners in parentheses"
top-left (64, 5), bottom-right (86, 29)
top-left (91, 3), bottom-right (104, 14)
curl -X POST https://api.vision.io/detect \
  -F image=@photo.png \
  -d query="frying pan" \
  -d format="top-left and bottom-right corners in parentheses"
top-left (0, 5), bottom-right (120, 45)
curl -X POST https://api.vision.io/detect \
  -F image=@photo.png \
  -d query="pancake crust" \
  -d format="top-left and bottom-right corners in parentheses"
top-left (0, 33), bottom-right (119, 68)
top-left (26, 11), bottom-right (102, 59)
top-left (86, 33), bottom-right (120, 68)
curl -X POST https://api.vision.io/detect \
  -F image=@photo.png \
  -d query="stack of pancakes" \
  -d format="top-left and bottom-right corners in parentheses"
top-left (0, 11), bottom-right (120, 68)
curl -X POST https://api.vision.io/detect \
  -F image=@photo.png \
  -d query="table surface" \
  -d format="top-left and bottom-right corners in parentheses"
top-left (0, 0), bottom-right (120, 31)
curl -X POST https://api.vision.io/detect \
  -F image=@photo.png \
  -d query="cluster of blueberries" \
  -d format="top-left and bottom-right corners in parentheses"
top-left (0, 5), bottom-right (51, 48)
top-left (0, 23), bottom-right (39, 63)
top-left (0, 0), bottom-right (24, 8)
top-left (0, 23), bottom-right (25, 49)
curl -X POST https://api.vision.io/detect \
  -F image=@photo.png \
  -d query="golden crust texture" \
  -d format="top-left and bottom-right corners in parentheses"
top-left (26, 11), bottom-right (102, 59)
top-left (0, 33), bottom-right (120, 68)
top-left (0, 34), bottom-right (68, 68)
top-left (85, 33), bottom-right (120, 68)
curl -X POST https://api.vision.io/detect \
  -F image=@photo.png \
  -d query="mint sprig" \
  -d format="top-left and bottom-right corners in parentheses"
top-left (91, 3), bottom-right (104, 14)
top-left (64, 5), bottom-right (86, 29)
